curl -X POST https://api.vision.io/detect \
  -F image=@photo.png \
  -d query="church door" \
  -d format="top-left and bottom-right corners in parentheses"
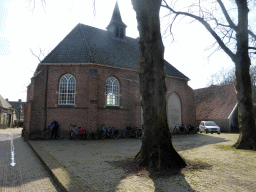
top-left (167, 93), bottom-right (182, 130)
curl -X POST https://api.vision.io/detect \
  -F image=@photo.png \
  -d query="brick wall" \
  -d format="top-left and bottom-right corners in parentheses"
top-left (25, 63), bottom-right (196, 135)
top-left (213, 119), bottom-right (230, 132)
top-left (23, 83), bottom-right (33, 133)
top-left (42, 64), bottom-right (140, 133)
top-left (24, 69), bottom-right (47, 133)
top-left (30, 68), bottom-right (47, 132)
top-left (166, 77), bottom-right (196, 128)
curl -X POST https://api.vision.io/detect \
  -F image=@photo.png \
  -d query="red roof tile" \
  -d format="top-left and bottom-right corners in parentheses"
top-left (194, 84), bottom-right (237, 120)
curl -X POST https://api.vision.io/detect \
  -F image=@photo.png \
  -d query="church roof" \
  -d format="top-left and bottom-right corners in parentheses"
top-left (106, 2), bottom-right (127, 29)
top-left (41, 23), bottom-right (189, 80)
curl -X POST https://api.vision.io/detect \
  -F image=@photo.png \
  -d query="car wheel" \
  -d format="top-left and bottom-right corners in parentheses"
top-left (211, 132), bottom-right (213, 134)
top-left (218, 133), bottom-right (220, 134)
top-left (199, 131), bottom-right (202, 133)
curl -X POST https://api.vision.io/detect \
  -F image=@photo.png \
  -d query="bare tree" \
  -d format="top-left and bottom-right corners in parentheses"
top-left (30, 47), bottom-right (47, 62)
top-left (208, 65), bottom-right (256, 103)
top-left (131, 0), bottom-right (186, 169)
top-left (162, 0), bottom-right (256, 150)
top-left (207, 67), bottom-right (236, 86)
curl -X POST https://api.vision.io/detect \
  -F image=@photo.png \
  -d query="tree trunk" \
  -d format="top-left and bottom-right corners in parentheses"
top-left (131, 0), bottom-right (186, 169)
top-left (233, 0), bottom-right (256, 150)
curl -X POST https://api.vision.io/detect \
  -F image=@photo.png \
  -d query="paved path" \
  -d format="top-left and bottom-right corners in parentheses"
top-left (0, 128), bottom-right (59, 192)
top-left (27, 136), bottom-right (195, 192)
top-left (5, 129), bottom-right (255, 192)
top-left (27, 132), bottom-right (256, 192)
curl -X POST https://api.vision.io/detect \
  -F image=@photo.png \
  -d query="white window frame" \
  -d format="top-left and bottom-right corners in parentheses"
top-left (106, 77), bottom-right (120, 106)
top-left (58, 74), bottom-right (76, 105)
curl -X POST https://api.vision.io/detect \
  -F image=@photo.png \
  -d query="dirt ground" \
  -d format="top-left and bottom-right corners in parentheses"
top-left (175, 133), bottom-right (256, 192)
top-left (111, 133), bottom-right (256, 192)
top-left (30, 132), bottom-right (256, 192)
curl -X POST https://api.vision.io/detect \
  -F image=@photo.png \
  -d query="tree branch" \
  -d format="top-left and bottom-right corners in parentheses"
top-left (30, 49), bottom-right (41, 62)
top-left (216, 0), bottom-right (238, 31)
top-left (249, 47), bottom-right (256, 50)
top-left (249, 30), bottom-right (256, 41)
top-left (162, 0), bottom-right (236, 62)
top-left (30, 47), bottom-right (47, 62)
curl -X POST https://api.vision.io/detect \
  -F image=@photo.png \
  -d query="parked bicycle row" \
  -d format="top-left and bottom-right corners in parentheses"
top-left (41, 121), bottom-right (144, 140)
top-left (23, 121), bottom-right (196, 140)
top-left (172, 124), bottom-right (197, 134)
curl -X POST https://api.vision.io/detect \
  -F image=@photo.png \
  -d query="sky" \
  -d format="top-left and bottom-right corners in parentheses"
top-left (1, 0), bottom-right (253, 102)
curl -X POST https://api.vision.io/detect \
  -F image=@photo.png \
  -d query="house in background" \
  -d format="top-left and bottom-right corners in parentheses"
top-left (24, 2), bottom-right (196, 136)
top-left (194, 84), bottom-right (238, 132)
top-left (0, 95), bottom-right (16, 128)
top-left (9, 99), bottom-right (26, 127)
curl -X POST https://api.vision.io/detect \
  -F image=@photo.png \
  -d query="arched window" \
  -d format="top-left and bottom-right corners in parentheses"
top-left (106, 77), bottom-right (120, 106)
top-left (58, 74), bottom-right (76, 105)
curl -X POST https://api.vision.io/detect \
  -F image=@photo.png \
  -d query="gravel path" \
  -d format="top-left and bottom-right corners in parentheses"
top-left (29, 132), bottom-right (256, 192)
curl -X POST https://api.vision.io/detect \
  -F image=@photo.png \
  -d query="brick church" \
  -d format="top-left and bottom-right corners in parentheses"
top-left (24, 2), bottom-right (196, 136)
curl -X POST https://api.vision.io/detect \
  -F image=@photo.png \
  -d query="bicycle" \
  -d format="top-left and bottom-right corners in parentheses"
top-left (96, 124), bottom-right (107, 140)
top-left (173, 124), bottom-right (188, 134)
top-left (43, 127), bottom-right (64, 140)
top-left (69, 124), bottom-right (87, 140)
top-left (187, 125), bottom-right (197, 134)
top-left (105, 127), bottom-right (119, 139)
top-left (124, 125), bottom-right (144, 139)
top-left (96, 124), bottom-right (119, 139)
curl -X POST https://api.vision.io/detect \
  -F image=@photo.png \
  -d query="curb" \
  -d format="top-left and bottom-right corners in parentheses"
top-left (26, 140), bottom-right (68, 192)
top-left (26, 140), bottom-right (86, 192)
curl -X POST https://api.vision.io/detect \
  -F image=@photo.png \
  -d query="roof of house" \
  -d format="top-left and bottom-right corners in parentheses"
top-left (41, 23), bottom-right (189, 80)
top-left (8, 101), bottom-right (26, 118)
top-left (194, 84), bottom-right (237, 120)
top-left (0, 95), bottom-right (12, 109)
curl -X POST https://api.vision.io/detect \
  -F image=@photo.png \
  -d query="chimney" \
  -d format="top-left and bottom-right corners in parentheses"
top-left (5, 98), bottom-right (8, 102)
top-left (18, 99), bottom-right (22, 103)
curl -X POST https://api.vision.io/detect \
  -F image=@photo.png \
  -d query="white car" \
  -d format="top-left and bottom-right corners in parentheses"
top-left (199, 121), bottom-right (221, 134)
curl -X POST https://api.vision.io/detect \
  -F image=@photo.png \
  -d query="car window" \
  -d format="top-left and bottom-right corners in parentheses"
top-left (205, 122), bottom-right (217, 126)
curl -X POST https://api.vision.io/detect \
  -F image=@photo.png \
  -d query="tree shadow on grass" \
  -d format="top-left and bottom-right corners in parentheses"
top-left (109, 158), bottom-right (212, 191)
top-left (172, 133), bottom-right (232, 151)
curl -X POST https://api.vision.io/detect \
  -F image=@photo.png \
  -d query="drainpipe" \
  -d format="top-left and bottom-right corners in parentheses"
top-left (44, 65), bottom-right (49, 129)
